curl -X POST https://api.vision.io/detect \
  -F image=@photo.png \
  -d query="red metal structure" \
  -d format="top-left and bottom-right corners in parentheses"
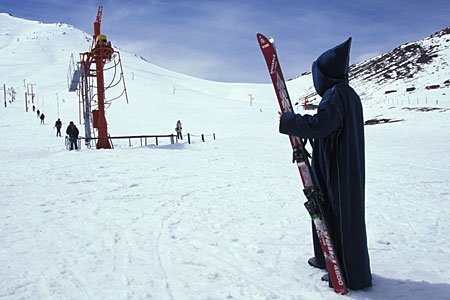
top-left (77, 6), bottom-right (128, 149)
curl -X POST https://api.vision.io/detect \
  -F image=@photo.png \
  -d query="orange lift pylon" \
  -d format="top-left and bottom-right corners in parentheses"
top-left (78, 6), bottom-right (128, 149)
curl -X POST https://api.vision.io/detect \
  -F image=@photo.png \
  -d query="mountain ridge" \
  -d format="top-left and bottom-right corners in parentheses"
top-left (350, 26), bottom-right (450, 86)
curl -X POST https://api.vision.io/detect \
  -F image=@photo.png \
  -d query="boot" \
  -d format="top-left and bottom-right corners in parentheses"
top-left (308, 257), bottom-right (326, 270)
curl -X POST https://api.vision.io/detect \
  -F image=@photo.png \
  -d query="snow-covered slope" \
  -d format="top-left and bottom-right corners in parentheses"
top-left (1, 13), bottom-right (450, 300)
top-left (0, 13), bottom-right (88, 89)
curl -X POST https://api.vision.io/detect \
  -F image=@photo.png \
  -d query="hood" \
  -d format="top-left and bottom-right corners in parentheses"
top-left (312, 37), bottom-right (352, 96)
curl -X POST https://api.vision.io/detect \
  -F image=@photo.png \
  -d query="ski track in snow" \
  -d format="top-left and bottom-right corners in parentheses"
top-left (2, 102), bottom-right (450, 299)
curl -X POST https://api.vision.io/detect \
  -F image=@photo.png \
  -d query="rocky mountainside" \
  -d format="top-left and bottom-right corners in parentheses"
top-left (350, 26), bottom-right (450, 88)
top-left (293, 26), bottom-right (450, 102)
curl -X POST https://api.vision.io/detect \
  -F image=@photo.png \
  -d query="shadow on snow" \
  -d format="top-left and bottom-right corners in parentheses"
top-left (350, 274), bottom-right (450, 300)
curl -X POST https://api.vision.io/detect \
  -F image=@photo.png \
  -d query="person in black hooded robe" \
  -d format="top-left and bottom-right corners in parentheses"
top-left (279, 38), bottom-right (372, 290)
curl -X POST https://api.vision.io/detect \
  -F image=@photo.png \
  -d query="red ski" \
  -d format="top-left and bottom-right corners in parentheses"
top-left (256, 32), bottom-right (348, 295)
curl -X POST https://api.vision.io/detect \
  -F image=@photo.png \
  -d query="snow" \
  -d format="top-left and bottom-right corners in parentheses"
top-left (1, 13), bottom-right (450, 299)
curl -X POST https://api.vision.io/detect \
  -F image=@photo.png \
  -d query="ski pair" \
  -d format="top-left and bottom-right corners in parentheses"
top-left (256, 33), bottom-right (348, 295)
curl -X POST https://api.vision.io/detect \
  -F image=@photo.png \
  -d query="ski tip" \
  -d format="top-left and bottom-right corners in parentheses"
top-left (256, 33), bottom-right (274, 44)
top-left (256, 32), bottom-right (264, 41)
top-left (257, 32), bottom-right (269, 39)
top-left (257, 33), bottom-right (273, 48)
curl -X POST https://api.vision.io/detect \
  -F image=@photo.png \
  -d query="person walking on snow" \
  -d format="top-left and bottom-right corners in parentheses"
top-left (54, 118), bottom-right (62, 137)
top-left (40, 113), bottom-right (45, 125)
top-left (175, 120), bottom-right (183, 140)
top-left (279, 38), bottom-right (372, 290)
top-left (66, 121), bottom-right (79, 150)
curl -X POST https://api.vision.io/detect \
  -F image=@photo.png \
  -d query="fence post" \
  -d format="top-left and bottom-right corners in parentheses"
top-left (213, 133), bottom-right (216, 140)
top-left (156, 137), bottom-right (159, 146)
top-left (201, 134), bottom-right (205, 142)
top-left (170, 134), bottom-right (174, 144)
top-left (129, 137), bottom-right (131, 147)
top-left (188, 133), bottom-right (191, 144)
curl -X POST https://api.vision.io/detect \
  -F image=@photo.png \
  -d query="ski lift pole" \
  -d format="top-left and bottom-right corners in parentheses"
top-left (117, 52), bottom-right (129, 103)
top-left (3, 84), bottom-right (6, 108)
top-left (56, 93), bottom-right (60, 117)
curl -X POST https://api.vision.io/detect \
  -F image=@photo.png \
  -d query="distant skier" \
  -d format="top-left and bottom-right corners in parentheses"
top-left (66, 121), bottom-right (79, 150)
top-left (279, 38), bottom-right (372, 290)
top-left (36, 109), bottom-right (40, 118)
top-left (40, 113), bottom-right (45, 125)
top-left (32, 105), bottom-right (35, 112)
top-left (54, 118), bottom-right (62, 137)
top-left (175, 120), bottom-right (183, 140)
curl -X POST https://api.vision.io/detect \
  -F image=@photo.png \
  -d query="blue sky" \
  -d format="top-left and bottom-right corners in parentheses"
top-left (1, 0), bottom-right (449, 83)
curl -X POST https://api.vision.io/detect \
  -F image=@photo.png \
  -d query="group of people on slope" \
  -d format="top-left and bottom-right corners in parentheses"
top-left (52, 118), bottom-right (79, 151)
top-left (45, 118), bottom-right (183, 151)
top-left (32, 106), bottom-right (78, 150)
top-left (35, 108), bottom-right (45, 125)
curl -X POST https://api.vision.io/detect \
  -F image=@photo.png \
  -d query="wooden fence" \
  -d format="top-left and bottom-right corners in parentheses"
top-left (186, 133), bottom-right (216, 144)
top-left (78, 134), bottom-right (176, 149)
top-left (70, 133), bottom-right (216, 149)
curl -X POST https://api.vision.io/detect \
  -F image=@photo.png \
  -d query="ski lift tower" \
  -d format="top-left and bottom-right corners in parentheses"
top-left (80, 6), bottom-right (128, 149)
top-left (68, 6), bottom-right (128, 149)
top-left (87, 6), bottom-right (112, 148)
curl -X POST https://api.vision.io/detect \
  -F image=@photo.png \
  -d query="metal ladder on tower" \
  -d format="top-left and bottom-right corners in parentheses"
top-left (67, 53), bottom-right (80, 92)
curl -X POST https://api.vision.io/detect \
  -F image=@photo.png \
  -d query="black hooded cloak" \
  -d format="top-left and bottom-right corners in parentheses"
top-left (279, 38), bottom-right (372, 290)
